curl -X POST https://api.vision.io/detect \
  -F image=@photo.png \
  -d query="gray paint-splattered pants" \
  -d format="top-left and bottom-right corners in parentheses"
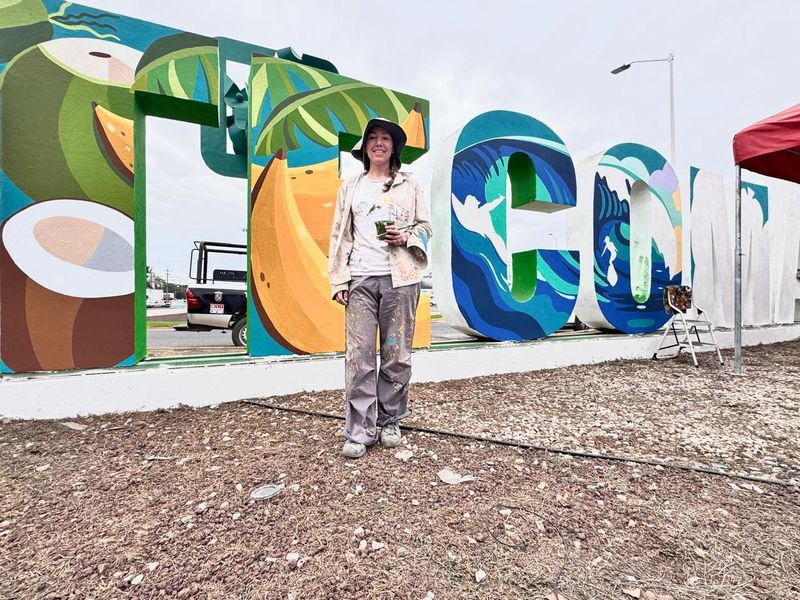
top-left (344, 275), bottom-right (420, 445)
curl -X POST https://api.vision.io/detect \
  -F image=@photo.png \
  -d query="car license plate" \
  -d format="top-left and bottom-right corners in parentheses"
top-left (210, 303), bottom-right (225, 314)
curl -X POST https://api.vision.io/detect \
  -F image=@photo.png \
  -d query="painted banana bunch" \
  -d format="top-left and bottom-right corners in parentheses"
top-left (250, 149), bottom-right (430, 355)
top-left (250, 149), bottom-right (344, 354)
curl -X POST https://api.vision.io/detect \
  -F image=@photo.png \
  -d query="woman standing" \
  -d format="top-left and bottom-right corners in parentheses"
top-left (328, 118), bottom-right (432, 459)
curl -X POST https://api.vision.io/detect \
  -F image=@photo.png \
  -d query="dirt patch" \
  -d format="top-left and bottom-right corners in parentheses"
top-left (279, 341), bottom-right (800, 484)
top-left (1, 341), bottom-right (799, 599)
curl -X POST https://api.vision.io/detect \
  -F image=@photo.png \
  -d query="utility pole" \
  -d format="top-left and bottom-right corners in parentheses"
top-left (165, 269), bottom-right (170, 293)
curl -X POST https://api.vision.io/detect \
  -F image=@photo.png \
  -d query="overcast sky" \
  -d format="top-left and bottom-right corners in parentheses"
top-left (87, 0), bottom-right (800, 284)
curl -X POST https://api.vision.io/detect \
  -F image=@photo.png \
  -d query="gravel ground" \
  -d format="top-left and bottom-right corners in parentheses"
top-left (1, 341), bottom-right (799, 599)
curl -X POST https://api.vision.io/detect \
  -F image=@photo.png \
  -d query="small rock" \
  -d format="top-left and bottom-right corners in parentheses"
top-left (232, 512), bottom-right (241, 521)
top-left (145, 455), bottom-right (174, 461)
top-left (371, 541), bottom-right (384, 551)
top-left (131, 574), bottom-right (144, 585)
top-left (396, 545), bottom-right (409, 557)
top-left (219, 501), bottom-right (230, 510)
top-left (395, 449), bottom-right (414, 461)
top-left (286, 552), bottom-right (300, 566)
top-left (437, 467), bottom-right (475, 485)
top-left (354, 526), bottom-right (365, 539)
top-left (475, 569), bottom-right (487, 583)
top-left (358, 540), bottom-right (367, 552)
top-left (60, 421), bottom-right (88, 431)
top-left (235, 483), bottom-right (244, 492)
top-left (35, 464), bottom-right (50, 472)
top-left (195, 502), bottom-right (208, 514)
top-left (499, 508), bottom-right (512, 516)
top-left (180, 515), bottom-right (194, 524)
top-left (146, 562), bottom-right (159, 572)
top-left (411, 499), bottom-right (420, 506)
top-left (623, 589), bottom-right (641, 599)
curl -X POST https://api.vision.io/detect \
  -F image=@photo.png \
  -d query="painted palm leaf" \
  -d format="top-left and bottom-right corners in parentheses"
top-left (132, 47), bottom-right (218, 104)
top-left (255, 82), bottom-right (417, 156)
top-left (259, 60), bottom-right (346, 105)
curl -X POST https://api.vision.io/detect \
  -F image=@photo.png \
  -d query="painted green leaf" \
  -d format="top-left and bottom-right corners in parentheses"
top-left (132, 47), bottom-right (218, 105)
top-left (255, 81), bottom-right (415, 156)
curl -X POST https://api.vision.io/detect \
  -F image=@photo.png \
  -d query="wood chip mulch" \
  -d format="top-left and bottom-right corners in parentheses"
top-left (1, 341), bottom-right (799, 599)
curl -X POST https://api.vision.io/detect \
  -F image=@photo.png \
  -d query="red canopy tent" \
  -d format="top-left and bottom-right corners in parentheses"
top-left (732, 102), bottom-right (800, 372)
top-left (734, 102), bottom-right (800, 183)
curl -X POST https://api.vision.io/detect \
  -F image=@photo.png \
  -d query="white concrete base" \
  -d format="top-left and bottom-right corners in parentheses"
top-left (2, 324), bottom-right (798, 420)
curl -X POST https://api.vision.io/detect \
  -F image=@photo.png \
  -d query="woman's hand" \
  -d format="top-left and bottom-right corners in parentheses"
top-left (382, 224), bottom-right (410, 246)
top-left (334, 290), bottom-right (349, 305)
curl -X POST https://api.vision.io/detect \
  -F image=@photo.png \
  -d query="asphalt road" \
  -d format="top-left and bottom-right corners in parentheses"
top-left (147, 320), bottom-right (473, 352)
top-left (148, 328), bottom-right (238, 349)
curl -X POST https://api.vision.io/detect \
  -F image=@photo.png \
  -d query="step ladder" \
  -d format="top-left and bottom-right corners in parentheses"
top-left (653, 285), bottom-right (724, 368)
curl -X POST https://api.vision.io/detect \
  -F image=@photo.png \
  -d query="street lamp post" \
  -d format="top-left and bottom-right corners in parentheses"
top-left (611, 54), bottom-right (675, 166)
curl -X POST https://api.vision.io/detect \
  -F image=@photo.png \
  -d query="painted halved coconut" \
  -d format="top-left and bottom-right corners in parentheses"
top-left (3, 199), bottom-right (133, 298)
top-left (0, 200), bottom-right (134, 371)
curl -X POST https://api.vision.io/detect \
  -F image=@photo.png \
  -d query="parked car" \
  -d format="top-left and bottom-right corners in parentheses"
top-left (185, 241), bottom-right (248, 346)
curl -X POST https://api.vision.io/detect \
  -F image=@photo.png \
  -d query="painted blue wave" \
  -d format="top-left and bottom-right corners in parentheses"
top-left (452, 138), bottom-right (576, 206)
top-left (593, 174), bottom-right (678, 333)
top-left (451, 212), bottom-right (579, 340)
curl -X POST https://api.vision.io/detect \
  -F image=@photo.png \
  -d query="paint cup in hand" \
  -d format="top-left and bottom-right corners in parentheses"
top-left (375, 220), bottom-right (395, 240)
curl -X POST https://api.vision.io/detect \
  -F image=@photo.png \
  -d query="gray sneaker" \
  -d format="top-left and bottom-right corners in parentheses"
top-left (380, 423), bottom-right (401, 448)
top-left (341, 440), bottom-right (367, 459)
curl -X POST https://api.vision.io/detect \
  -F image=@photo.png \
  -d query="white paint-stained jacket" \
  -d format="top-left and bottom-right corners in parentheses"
top-left (328, 172), bottom-right (432, 298)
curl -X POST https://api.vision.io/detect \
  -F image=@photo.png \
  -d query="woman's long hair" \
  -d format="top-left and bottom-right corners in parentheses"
top-left (382, 160), bottom-right (399, 192)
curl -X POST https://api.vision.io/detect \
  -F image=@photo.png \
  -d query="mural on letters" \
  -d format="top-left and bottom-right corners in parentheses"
top-left (1, 1), bottom-right (431, 372)
top-left (246, 57), bottom-right (431, 355)
top-left (1, 3), bottom-right (798, 377)
top-left (572, 144), bottom-right (682, 334)
top-left (0, 1), bottom-right (219, 373)
top-left (432, 110), bottom-right (580, 341)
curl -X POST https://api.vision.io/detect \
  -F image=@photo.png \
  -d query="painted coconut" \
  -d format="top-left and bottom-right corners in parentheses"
top-left (0, 38), bottom-right (141, 213)
top-left (0, 199), bottom-right (134, 371)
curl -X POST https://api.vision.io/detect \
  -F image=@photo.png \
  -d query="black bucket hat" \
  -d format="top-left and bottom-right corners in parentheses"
top-left (351, 117), bottom-right (406, 171)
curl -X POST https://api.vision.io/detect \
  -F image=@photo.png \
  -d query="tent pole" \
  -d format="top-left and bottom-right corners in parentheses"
top-left (734, 165), bottom-right (742, 374)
